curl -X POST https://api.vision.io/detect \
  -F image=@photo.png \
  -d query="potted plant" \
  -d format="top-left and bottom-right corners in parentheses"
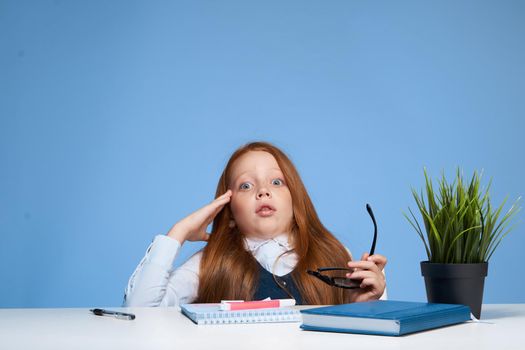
top-left (405, 169), bottom-right (520, 319)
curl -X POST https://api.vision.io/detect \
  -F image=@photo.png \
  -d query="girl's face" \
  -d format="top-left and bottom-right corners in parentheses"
top-left (228, 151), bottom-right (294, 240)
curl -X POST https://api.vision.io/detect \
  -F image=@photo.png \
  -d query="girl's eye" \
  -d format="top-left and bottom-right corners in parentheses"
top-left (239, 182), bottom-right (252, 190)
top-left (272, 178), bottom-right (284, 186)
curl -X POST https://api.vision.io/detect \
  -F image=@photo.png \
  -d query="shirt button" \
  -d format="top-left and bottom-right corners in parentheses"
top-left (282, 281), bottom-right (287, 286)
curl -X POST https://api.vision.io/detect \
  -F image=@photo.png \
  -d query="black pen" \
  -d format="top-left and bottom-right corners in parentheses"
top-left (90, 308), bottom-right (136, 320)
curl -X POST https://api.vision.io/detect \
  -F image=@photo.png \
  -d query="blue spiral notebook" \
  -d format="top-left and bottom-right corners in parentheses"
top-left (300, 300), bottom-right (471, 336)
top-left (180, 303), bottom-right (302, 325)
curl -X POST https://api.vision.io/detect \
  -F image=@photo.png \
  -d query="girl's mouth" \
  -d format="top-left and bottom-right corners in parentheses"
top-left (256, 205), bottom-right (275, 217)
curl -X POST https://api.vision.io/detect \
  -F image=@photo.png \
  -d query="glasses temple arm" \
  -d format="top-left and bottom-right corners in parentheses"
top-left (366, 203), bottom-right (377, 256)
top-left (307, 270), bottom-right (334, 285)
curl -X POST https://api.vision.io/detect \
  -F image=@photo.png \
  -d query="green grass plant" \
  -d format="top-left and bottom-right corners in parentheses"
top-left (405, 168), bottom-right (521, 263)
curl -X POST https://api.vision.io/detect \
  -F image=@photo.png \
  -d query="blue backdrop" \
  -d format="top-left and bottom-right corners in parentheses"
top-left (1, 0), bottom-right (524, 308)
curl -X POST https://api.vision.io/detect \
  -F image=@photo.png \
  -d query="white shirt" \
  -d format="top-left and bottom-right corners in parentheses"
top-left (123, 234), bottom-right (298, 307)
top-left (123, 234), bottom-right (386, 307)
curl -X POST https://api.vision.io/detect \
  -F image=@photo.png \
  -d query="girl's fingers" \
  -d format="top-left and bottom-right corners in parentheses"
top-left (348, 254), bottom-right (387, 273)
top-left (205, 207), bottom-right (221, 224)
top-left (204, 190), bottom-right (232, 209)
top-left (209, 200), bottom-right (229, 220)
top-left (360, 277), bottom-right (382, 290)
top-left (207, 196), bottom-right (230, 211)
top-left (172, 191), bottom-right (232, 242)
top-left (205, 195), bottom-right (231, 215)
top-left (367, 254), bottom-right (387, 270)
top-left (345, 270), bottom-right (377, 281)
top-left (347, 260), bottom-right (380, 273)
top-left (219, 189), bottom-right (232, 196)
top-left (215, 190), bottom-right (232, 201)
top-left (346, 254), bottom-right (387, 301)
top-left (368, 254), bottom-right (387, 264)
top-left (198, 192), bottom-right (232, 229)
top-left (197, 193), bottom-right (231, 220)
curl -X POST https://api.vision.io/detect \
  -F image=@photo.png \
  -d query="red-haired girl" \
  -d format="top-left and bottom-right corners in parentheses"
top-left (124, 142), bottom-right (386, 306)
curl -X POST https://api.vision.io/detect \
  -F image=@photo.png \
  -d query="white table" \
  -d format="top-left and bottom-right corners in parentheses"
top-left (0, 304), bottom-right (524, 350)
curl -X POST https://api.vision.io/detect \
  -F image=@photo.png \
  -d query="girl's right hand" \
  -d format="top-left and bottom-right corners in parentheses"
top-left (166, 190), bottom-right (232, 244)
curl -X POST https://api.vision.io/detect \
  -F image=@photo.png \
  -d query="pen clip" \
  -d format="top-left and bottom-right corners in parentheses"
top-left (114, 313), bottom-right (135, 320)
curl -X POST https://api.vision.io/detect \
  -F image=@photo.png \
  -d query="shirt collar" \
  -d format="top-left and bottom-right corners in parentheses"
top-left (244, 233), bottom-right (293, 252)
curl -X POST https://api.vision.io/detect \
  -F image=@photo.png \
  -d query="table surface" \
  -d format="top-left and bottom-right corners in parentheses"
top-left (1, 304), bottom-right (524, 350)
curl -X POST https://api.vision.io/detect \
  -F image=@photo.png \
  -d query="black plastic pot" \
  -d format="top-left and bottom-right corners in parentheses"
top-left (421, 261), bottom-right (488, 319)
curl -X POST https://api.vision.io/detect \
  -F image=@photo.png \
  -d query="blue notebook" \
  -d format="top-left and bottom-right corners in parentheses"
top-left (300, 300), bottom-right (471, 336)
top-left (180, 303), bottom-right (302, 325)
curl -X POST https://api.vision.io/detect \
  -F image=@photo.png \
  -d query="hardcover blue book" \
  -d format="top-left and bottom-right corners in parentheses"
top-left (300, 300), bottom-right (471, 336)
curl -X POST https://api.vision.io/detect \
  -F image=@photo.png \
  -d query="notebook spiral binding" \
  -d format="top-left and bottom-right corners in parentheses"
top-left (181, 304), bottom-right (302, 325)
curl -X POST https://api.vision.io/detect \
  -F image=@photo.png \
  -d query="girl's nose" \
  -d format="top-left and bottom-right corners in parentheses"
top-left (256, 188), bottom-right (272, 199)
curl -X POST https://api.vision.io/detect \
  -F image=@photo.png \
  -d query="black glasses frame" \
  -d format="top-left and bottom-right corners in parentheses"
top-left (307, 204), bottom-right (378, 289)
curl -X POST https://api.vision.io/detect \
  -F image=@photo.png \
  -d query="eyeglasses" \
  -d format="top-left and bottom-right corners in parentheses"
top-left (307, 204), bottom-right (377, 289)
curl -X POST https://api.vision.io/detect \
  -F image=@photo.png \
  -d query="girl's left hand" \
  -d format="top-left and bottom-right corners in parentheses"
top-left (346, 253), bottom-right (387, 302)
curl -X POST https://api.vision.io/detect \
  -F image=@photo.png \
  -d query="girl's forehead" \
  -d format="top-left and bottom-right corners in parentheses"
top-left (230, 151), bottom-right (282, 179)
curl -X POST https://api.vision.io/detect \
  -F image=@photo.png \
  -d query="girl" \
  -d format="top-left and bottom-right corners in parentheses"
top-left (124, 142), bottom-right (386, 307)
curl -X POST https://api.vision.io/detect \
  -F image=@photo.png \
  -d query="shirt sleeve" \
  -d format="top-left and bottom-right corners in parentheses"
top-left (123, 235), bottom-right (202, 307)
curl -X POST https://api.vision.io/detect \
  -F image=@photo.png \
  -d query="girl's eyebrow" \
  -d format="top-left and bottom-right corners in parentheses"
top-left (232, 172), bottom-right (253, 183)
top-left (229, 173), bottom-right (251, 188)
top-left (231, 168), bottom-right (283, 186)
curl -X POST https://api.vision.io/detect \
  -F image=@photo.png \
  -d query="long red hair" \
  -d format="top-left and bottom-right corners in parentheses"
top-left (195, 142), bottom-right (353, 304)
